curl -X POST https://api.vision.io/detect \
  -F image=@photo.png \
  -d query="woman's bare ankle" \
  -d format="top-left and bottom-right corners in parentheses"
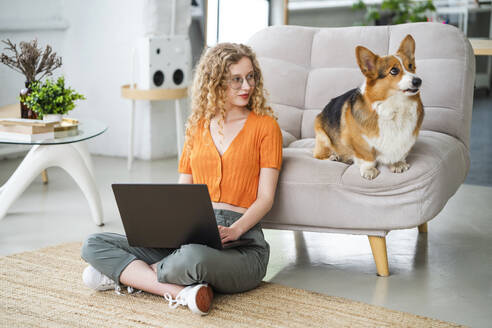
top-left (120, 260), bottom-right (179, 296)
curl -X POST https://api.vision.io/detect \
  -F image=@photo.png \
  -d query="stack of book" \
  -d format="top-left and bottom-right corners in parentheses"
top-left (0, 118), bottom-right (79, 142)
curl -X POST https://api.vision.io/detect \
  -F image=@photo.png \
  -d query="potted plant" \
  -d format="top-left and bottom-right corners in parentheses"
top-left (0, 39), bottom-right (62, 119)
top-left (21, 76), bottom-right (85, 122)
top-left (353, 0), bottom-right (436, 25)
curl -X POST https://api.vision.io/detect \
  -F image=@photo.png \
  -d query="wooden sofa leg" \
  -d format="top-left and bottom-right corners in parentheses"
top-left (368, 236), bottom-right (389, 277)
top-left (418, 222), bottom-right (428, 233)
top-left (41, 169), bottom-right (48, 184)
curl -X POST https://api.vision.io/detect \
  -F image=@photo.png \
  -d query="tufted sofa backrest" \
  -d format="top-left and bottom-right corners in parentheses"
top-left (248, 23), bottom-right (475, 148)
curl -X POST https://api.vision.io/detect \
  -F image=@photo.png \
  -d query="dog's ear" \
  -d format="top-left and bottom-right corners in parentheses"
top-left (397, 35), bottom-right (415, 60)
top-left (356, 46), bottom-right (379, 79)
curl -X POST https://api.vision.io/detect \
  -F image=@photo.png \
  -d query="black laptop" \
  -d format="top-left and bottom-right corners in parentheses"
top-left (111, 184), bottom-right (252, 250)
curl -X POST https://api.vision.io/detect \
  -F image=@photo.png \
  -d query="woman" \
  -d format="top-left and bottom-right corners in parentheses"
top-left (81, 43), bottom-right (282, 316)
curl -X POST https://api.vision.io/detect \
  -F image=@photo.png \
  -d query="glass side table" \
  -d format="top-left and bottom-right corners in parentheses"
top-left (0, 119), bottom-right (107, 225)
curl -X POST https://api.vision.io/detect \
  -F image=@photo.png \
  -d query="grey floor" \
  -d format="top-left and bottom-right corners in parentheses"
top-left (1, 155), bottom-right (491, 327)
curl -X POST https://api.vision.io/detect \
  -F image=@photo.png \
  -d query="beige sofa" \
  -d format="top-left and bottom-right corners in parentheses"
top-left (248, 23), bottom-right (475, 276)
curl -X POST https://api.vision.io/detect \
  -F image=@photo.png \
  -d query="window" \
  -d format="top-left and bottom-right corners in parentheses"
top-left (207, 0), bottom-right (270, 46)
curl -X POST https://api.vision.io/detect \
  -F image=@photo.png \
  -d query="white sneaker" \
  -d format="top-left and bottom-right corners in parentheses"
top-left (164, 284), bottom-right (214, 315)
top-left (82, 265), bottom-right (116, 291)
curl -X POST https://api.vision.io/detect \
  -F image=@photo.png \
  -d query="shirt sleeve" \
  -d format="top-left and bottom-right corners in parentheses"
top-left (260, 117), bottom-right (283, 170)
top-left (178, 135), bottom-right (193, 174)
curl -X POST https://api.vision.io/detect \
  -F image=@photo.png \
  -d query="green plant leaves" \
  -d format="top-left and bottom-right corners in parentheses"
top-left (19, 76), bottom-right (85, 117)
top-left (352, 0), bottom-right (435, 25)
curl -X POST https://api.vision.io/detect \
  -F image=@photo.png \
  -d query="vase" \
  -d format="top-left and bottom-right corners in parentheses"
top-left (20, 81), bottom-right (38, 119)
top-left (43, 114), bottom-right (63, 123)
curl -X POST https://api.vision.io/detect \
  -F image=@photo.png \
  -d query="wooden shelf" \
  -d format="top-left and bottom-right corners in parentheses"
top-left (121, 84), bottom-right (188, 100)
top-left (469, 38), bottom-right (492, 56)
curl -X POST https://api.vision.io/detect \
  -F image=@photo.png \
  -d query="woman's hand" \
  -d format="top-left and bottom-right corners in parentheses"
top-left (218, 225), bottom-right (242, 244)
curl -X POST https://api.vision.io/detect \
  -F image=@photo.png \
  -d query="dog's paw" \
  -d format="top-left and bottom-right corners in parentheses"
top-left (328, 154), bottom-right (340, 161)
top-left (313, 149), bottom-right (331, 160)
top-left (361, 167), bottom-right (380, 180)
top-left (389, 161), bottom-right (410, 173)
top-left (344, 158), bottom-right (354, 165)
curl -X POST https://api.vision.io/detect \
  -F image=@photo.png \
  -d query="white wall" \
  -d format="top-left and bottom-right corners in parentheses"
top-left (0, 0), bottom-right (196, 159)
top-left (61, 0), bottom-right (146, 157)
top-left (0, 0), bottom-right (66, 106)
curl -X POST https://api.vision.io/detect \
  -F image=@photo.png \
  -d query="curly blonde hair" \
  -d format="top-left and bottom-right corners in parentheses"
top-left (184, 43), bottom-right (275, 151)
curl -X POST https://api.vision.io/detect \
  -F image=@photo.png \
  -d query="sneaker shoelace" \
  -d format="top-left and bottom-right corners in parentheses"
top-left (114, 285), bottom-right (142, 296)
top-left (164, 292), bottom-right (187, 309)
top-left (86, 266), bottom-right (140, 296)
top-left (95, 274), bottom-right (123, 295)
top-left (98, 275), bottom-right (116, 289)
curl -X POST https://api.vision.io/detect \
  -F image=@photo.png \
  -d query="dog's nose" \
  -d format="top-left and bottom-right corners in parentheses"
top-left (412, 77), bottom-right (422, 88)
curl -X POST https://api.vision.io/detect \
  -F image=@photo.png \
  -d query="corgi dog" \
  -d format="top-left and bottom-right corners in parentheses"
top-left (313, 35), bottom-right (424, 180)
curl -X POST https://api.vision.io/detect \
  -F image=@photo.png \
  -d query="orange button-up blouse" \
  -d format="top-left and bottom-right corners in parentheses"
top-left (178, 111), bottom-right (283, 208)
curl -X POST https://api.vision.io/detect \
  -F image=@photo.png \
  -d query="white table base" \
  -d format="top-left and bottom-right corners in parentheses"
top-left (0, 142), bottom-right (103, 225)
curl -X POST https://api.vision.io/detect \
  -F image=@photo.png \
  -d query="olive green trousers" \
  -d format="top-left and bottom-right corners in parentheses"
top-left (81, 209), bottom-right (269, 294)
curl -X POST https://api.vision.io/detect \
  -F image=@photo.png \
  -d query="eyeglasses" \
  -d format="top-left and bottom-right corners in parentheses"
top-left (228, 73), bottom-right (256, 90)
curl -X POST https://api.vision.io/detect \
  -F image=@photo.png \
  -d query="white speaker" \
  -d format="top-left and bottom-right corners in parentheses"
top-left (136, 35), bottom-right (191, 89)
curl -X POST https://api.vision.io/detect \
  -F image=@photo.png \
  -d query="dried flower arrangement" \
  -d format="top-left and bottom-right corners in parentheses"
top-left (1, 39), bottom-right (62, 84)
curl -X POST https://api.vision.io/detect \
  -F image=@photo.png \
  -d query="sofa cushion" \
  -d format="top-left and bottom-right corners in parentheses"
top-left (264, 131), bottom-right (469, 230)
top-left (273, 103), bottom-right (303, 139)
top-left (281, 129), bottom-right (297, 147)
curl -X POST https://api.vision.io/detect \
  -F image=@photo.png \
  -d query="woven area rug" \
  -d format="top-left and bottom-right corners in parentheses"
top-left (1, 243), bottom-right (463, 328)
